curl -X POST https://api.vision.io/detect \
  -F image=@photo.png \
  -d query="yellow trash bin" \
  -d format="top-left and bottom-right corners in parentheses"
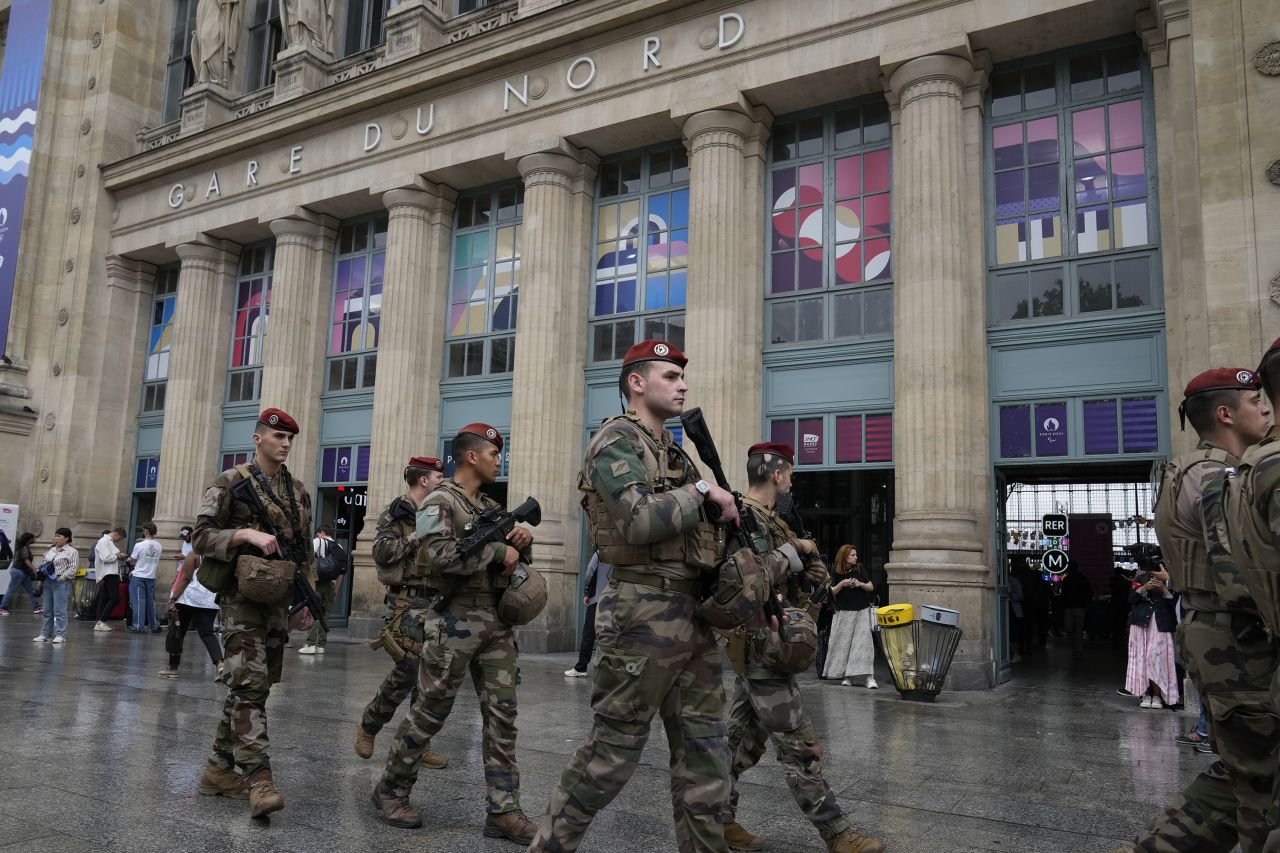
top-left (876, 603), bottom-right (963, 702)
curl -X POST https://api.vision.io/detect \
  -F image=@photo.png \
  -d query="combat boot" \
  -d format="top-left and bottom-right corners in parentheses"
top-left (483, 809), bottom-right (537, 844)
top-left (354, 724), bottom-right (376, 759)
top-left (724, 822), bottom-right (765, 852)
top-left (247, 772), bottom-right (284, 818)
top-left (198, 764), bottom-right (248, 800)
top-left (421, 749), bottom-right (449, 769)
top-left (370, 787), bottom-right (422, 829)
top-left (827, 828), bottom-right (885, 853)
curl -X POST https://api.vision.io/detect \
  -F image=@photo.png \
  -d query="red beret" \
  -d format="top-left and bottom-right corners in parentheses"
top-left (748, 441), bottom-right (794, 465)
top-left (257, 407), bottom-right (299, 434)
top-left (459, 423), bottom-right (503, 451)
top-left (621, 339), bottom-right (687, 371)
top-left (408, 456), bottom-right (444, 472)
top-left (1178, 368), bottom-right (1260, 430)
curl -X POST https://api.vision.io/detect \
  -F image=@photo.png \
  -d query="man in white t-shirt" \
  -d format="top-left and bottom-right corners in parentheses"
top-left (127, 521), bottom-right (163, 633)
top-left (93, 527), bottom-right (128, 631)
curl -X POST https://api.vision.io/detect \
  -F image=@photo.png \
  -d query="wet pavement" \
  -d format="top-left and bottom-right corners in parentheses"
top-left (0, 614), bottom-right (1221, 853)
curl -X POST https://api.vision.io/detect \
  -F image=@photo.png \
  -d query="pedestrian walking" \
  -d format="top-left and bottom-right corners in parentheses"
top-left (157, 548), bottom-right (224, 681)
top-left (33, 528), bottom-right (78, 644)
top-left (0, 532), bottom-right (39, 615)
top-left (564, 551), bottom-right (611, 678)
top-left (127, 521), bottom-right (162, 633)
top-left (299, 526), bottom-right (344, 655)
top-left (92, 527), bottom-right (127, 630)
top-left (1060, 560), bottom-right (1093, 660)
top-left (1125, 567), bottom-right (1179, 709)
top-left (823, 544), bottom-right (878, 688)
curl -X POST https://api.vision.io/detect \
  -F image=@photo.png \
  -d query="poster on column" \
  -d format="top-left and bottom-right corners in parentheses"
top-left (0, 0), bottom-right (54, 358)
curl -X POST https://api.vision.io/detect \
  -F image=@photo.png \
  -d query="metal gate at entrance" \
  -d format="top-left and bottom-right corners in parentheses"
top-left (993, 462), bottom-right (1159, 685)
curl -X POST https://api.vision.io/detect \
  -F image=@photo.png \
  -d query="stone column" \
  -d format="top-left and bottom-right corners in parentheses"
top-left (505, 143), bottom-right (597, 653)
top-left (153, 238), bottom-right (240, 550)
top-left (352, 181), bottom-right (456, 636)
top-left (680, 106), bottom-right (770, 490)
top-left (260, 212), bottom-right (337, 492)
top-left (884, 53), bottom-right (994, 689)
top-left (83, 257), bottom-right (157, 530)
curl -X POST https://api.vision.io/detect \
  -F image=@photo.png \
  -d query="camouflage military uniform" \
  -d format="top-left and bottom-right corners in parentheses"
top-left (362, 494), bottom-right (483, 743)
top-left (1124, 440), bottom-right (1280, 853)
top-left (725, 497), bottom-right (851, 843)
top-left (192, 463), bottom-right (312, 782)
top-left (529, 413), bottom-right (729, 853)
top-left (376, 480), bottom-right (530, 815)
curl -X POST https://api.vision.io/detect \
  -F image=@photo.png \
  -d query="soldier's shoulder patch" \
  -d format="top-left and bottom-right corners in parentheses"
top-left (611, 459), bottom-right (631, 477)
top-left (424, 505), bottom-right (440, 516)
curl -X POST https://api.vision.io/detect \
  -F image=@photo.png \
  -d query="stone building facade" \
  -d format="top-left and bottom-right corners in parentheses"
top-left (1, 0), bottom-right (1277, 689)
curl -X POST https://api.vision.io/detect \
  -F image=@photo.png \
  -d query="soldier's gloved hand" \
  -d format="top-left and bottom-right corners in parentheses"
top-left (803, 558), bottom-right (828, 586)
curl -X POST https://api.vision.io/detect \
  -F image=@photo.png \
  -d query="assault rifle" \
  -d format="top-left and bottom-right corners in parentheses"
top-left (432, 497), bottom-right (542, 613)
top-left (229, 475), bottom-right (328, 632)
top-left (777, 491), bottom-right (825, 605)
top-left (679, 407), bottom-right (786, 627)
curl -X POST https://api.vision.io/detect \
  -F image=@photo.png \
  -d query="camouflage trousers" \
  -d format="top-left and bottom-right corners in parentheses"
top-left (529, 580), bottom-right (731, 853)
top-left (726, 670), bottom-right (850, 842)
top-left (208, 593), bottom-right (289, 780)
top-left (378, 602), bottom-right (520, 813)
top-left (1127, 613), bottom-right (1279, 853)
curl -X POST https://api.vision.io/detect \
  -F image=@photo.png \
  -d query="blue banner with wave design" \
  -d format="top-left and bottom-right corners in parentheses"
top-left (0, 0), bottom-right (52, 357)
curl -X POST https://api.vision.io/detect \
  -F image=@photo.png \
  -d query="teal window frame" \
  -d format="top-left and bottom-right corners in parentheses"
top-left (985, 37), bottom-right (1162, 328)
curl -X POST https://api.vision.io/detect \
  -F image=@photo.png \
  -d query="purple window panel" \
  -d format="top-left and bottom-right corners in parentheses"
top-left (1035, 403), bottom-right (1068, 456)
top-left (999, 405), bottom-right (1032, 459)
top-left (322, 448), bottom-right (337, 483)
top-left (770, 420), bottom-right (795, 451)
top-left (797, 418), bottom-right (823, 465)
top-left (835, 416), bottom-right (863, 464)
top-left (865, 415), bottom-right (892, 462)
top-left (356, 446), bottom-right (371, 482)
top-left (1121, 397), bottom-right (1159, 453)
top-left (1083, 400), bottom-right (1119, 454)
top-left (335, 447), bottom-right (352, 483)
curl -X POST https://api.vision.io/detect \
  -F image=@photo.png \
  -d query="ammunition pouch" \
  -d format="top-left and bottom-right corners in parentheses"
top-left (196, 555), bottom-right (235, 593)
top-left (497, 565), bottom-right (548, 626)
top-left (371, 600), bottom-right (427, 662)
top-left (234, 555), bottom-right (295, 604)
top-left (758, 607), bottom-right (819, 674)
top-left (696, 546), bottom-right (768, 630)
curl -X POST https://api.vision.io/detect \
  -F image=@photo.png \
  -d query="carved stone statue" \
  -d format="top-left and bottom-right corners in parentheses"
top-left (190, 0), bottom-right (243, 87)
top-left (281, 0), bottom-right (335, 54)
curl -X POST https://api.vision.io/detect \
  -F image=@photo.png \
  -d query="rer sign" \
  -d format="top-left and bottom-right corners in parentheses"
top-left (1042, 513), bottom-right (1068, 537)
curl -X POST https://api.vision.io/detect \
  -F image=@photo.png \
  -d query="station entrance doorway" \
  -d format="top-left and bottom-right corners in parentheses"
top-left (789, 469), bottom-right (894, 602)
top-left (994, 461), bottom-right (1159, 687)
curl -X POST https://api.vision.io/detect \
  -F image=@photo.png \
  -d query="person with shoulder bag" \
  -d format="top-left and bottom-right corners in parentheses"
top-left (157, 545), bottom-right (225, 682)
top-left (299, 526), bottom-right (345, 655)
top-left (0, 532), bottom-right (41, 616)
top-left (33, 528), bottom-right (78, 644)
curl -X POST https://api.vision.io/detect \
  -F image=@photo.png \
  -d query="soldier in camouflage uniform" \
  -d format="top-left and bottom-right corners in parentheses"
top-left (529, 339), bottom-right (743, 853)
top-left (355, 455), bottom-right (450, 770)
top-left (1222, 339), bottom-right (1280, 853)
top-left (723, 441), bottom-right (885, 853)
top-left (371, 424), bottom-right (538, 844)
top-left (1115, 369), bottom-right (1276, 853)
top-left (192, 407), bottom-right (312, 819)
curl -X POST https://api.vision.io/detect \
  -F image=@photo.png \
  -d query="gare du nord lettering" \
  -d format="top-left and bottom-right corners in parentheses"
top-left (165, 12), bottom-right (750, 211)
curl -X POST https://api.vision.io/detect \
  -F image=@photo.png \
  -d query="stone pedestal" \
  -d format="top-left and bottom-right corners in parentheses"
top-left (884, 53), bottom-right (995, 690)
top-left (354, 182), bottom-right (457, 630)
top-left (506, 143), bottom-right (597, 653)
top-left (260, 213), bottom-right (337, 490)
top-left (273, 43), bottom-right (332, 104)
top-left (153, 239), bottom-right (241, 553)
top-left (383, 0), bottom-right (447, 63)
top-left (179, 83), bottom-right (237, 136)
top-left (680, 107), bottom-right (769, 490)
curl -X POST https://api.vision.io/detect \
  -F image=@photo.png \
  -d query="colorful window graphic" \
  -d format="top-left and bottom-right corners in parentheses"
top-left (986, 42), bottom-right (1157, 325)
top-left (328, 215), bottom-right (385, 392)
top-left (221, 452), bottom-right (250, 471)
top-left (134, 457), bottom-right (160, 490)
top-left (447, 184), bottom-right (522, 378)
top-left (998, 395), bottom-right (1159, 460)
top-left (771, 413), bottom-right (893, 466)
top-left (998, 403), bottom-right (1069, 459)
top-left (767, 101), bottom-right (892, 345)
top-left (321, 445), bottom-right (370, 485)
top-left (226, 243), bottom-right (273, 403)
top-left (141, 266), bottom-right (179, 413)
top-left (591, 145), bottom-right (688, 363)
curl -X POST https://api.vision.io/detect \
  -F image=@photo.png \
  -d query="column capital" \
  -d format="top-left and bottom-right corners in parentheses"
top-left (515, 142), bottom-right (599, 195)
top-left (885, 53), bottom-right (977, 106)
top-left (381, 180), bottom-right (458, 217)
top-left (1138, 1), bottom-right (1190, 69)
top-left (268, 210), bottom-right (338, 244)
top-left (680, 107), bottom-right (757, 151)
top-left (174, 237), bottom-right (240, 269)
top-left (103, 255), bottom-right (157, 292)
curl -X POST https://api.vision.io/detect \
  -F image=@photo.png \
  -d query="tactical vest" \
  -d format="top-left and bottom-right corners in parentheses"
top-left (1153, 446), bottom-right (1236, 608)
top-left (580, 413), bottom-right (718, 578)
top-left (373, 494), bottom-right (419, 587)
top-left (414, 480), bottom-right (509, 597)
top-left (1224, 435), bottom-right (1280, 633)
